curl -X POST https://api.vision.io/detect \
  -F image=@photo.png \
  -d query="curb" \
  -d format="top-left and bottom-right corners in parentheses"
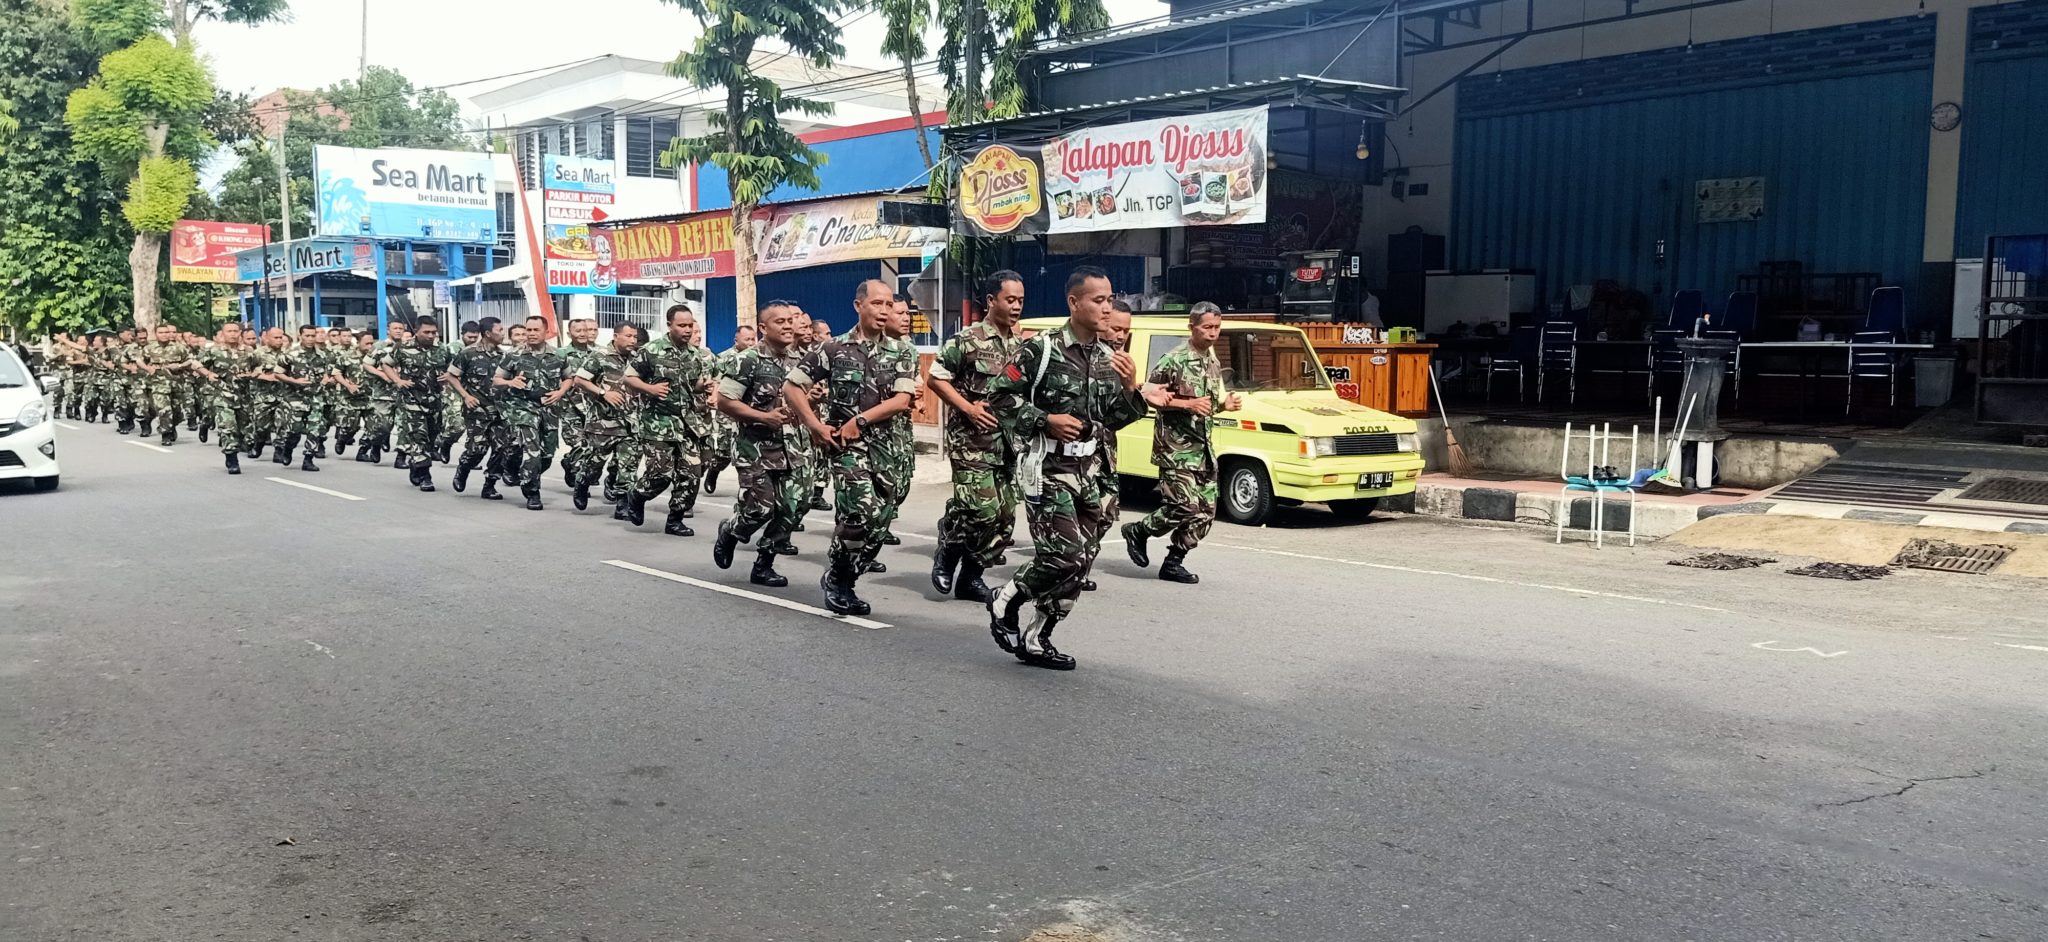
top-left (1384, 482), bottom-right (1705, 539)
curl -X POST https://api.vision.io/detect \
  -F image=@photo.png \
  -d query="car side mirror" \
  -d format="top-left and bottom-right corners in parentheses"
top-left (37, 374), bottom-right (57, 394)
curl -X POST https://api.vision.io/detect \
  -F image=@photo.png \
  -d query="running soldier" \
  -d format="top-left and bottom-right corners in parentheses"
top-left (984, 267), bottom-right (1145, 670)
top-left (138, 324), bottom-right (191, 445)
top-left (493, 315), bottom-right (569, 511)
top-left (328, 327), bottom-right (370, 456)
top-left (194, 323), bottom-right (253, 474)
top-left (391, 319), bottom-right (454, 491)
top-left (569, 323), bottom-right (643, 514)
top-left (353, 332), bottom-right (395, 463)
top-left (556, 317), bottom-right (602, 489)
top-left (445, 316), bottom-right (511, 500)
top-left (111, 329), bottom-right (141, 434)
top-left (1122, 303), bottom-right (1240, 584)
top-left (702, 324), bottom-right (755, 495)
top-left (710, 302), bottom-right (805, 588)
top-left (783, 280), bottom-right (919, 617)
top-left (435, 320), bottom-right (480, 462)
top-left (621, 304), bottom-right (718, 534)
top-left (927, 270), bottom-right (1027, 603)
top-left (871, 295), bottom-right (920, 558)
top-left (177, 330), bottom-right (206, 433)
top-left (269, 324), bottom-right (323, 470)
top-left (785, 306), bottom-right (832, 521)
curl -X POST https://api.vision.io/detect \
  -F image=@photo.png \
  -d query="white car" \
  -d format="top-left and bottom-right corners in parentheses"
top-left (0, 344), bottom-right (59, 491)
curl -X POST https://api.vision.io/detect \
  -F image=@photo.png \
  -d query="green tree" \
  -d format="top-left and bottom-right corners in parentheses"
top-left (660, 0), bottom-right (845, 326)
top-left (213, 66), bottom-right (468, 235)
top-left (0, 0), bottom-right (133, 336)
top-left (939, 0), bottom-right (1108, 120)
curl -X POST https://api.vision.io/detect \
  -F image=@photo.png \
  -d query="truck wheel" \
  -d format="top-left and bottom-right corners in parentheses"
top-left (1327, 497), bottom-right (1379, 523)
top-left (1219, 459), bottom-right (1272, 527)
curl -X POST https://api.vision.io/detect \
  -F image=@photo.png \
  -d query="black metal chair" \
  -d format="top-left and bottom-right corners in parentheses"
top-left (1487, 325), bottom-right (1540, 401)
top-left (1536, 322), bottom-right (1578, 404)
top-left (1647, 330), bottom-right (1685, 404)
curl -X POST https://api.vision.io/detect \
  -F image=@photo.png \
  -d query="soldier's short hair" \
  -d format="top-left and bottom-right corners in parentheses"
top-left (459, 320), bottom-right (479, 334)
top-left (1188, 301), bottom-right (1221, 325)
top-left (615, 323), bottom-right (643, 342)
top-left (982, 269), bottom-right (1024, 302)
top-left (1065, 265), bottom-right (1111, 298)
top-left (855, 279), bottom-right (892, 303)
top-left (1111, 299), bottom-right (1135, 314)
top-left (665, 303), bottom-right (694, 323)
top-left (475, 316), bottom-right (501, 335)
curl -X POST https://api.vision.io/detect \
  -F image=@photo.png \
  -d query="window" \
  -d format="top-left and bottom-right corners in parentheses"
top-left (1146, 334), bottom-right (1182, 374)
top-left (1219, 329), bottom-right (1328, 392)
top-left (624, 115), bottom-right (679, 179)
top-left (494, 192), bottom-right (517, 245)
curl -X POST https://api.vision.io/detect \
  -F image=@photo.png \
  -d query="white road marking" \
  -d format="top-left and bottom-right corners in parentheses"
top-left (54, 422), bottom-right (80, 430)
top-left (303, 640), bottom-right (335, 658)
top-left (1205, 542), bottom-right (1737, 614)
top-left (1751, 640), bottom-right (1848, 658)
top-left (1993, 642), bottom-right (2048, 653)
top-left (603, 559), bottom-right (891, 630)
top-left (266, 477), bottom-right (366, 501)
top-left (125, 440), bottom-right (173, 454)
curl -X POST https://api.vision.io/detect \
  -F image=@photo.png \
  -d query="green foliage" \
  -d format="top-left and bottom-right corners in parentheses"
top-left (71, 0), bottom-right (166, 52)
top-left (66, 34), bottom-right (216, 171)
top-left (939, 0), bottom-right (1107, 119)
top-left (124, 155), bottom-right (195, 231)
top-left (659, 0), bottom-right (845, 209)
top-left (0, 0), bottom-right (132, 336)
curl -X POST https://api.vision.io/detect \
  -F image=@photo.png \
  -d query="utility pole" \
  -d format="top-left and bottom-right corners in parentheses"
top-left (359, 0), bottom-right (369, 84)
top-left (274, 131), bottom-right (299, 329)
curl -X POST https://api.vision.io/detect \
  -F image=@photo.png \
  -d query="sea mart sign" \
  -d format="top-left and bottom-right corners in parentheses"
top-left (234, 238), bottom-right (376, 282)
top-left (314, 145), bottom-right (499, 243)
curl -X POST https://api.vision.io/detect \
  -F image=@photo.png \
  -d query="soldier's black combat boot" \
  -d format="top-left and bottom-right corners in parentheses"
top-left (160, 428), bottom-right (175, 446)
top-left (197, 422), bottom-right (209, 443)
top-left (185, 415), bottom-right (197, 431)
top-left (702, 463), bottom-right (721, 495)
top-left (572, 475), bottom-right (592, 511)
top-left (1158, 549), bottom-right (1198, 584)
top-left (712, 520), bottom-right (740, 569)
top-left (452, 455), bottom-right (479, 493)
top-left (810, 486), bottom-right (831, 511)
top-left (275, 434), bottom-right (297, 465)
top-left (1080, 579), bottom-right (1098, 592)
top-left (953, 558), bottom-right (993, 604)
top-left (414, 463), bottom-right (437, 492)
top-left (225, 452), bottom-right (241, 475)
top-left (880, 531), bottom-right (901, 546)
top-left (611, 495), bottom-right (631, 521)
top-left (749, 550), bottom-right (787, 587)
top-left (479, 475), bottom-right (504, 501)
top-left (865, 558), bottom-right (888, 574)
top-left (116, 416), bottom-right (133, 435)
top-left (310, 437), bottom-right (326, 459)
top-left (523, 483), bottom-right (544, 511)
top-left (435, 441), bottom-right (453, 464)
top-left (622, 492), bottom-right (647, 525)
top-left (355, 443), bottom-right (376, 463)
top-left (333, 432), bottom-right (352, 456)
top-left (299, 450), bottom-right (320, 472)
top-left (1015, 611), bottom-right (1076, 671)
top-left (1121, 522), bottom-right (1151, 568)
top-left (930, 542), bottom-right (961, 595)
top-left (663, 511), bottom-right (693, 537)
top-left (986, 582), bottom-right (1026, 653)
top-left (767, 538), bottom-right (799, 556)
top-left (819, 560), bottom-right (870, 617)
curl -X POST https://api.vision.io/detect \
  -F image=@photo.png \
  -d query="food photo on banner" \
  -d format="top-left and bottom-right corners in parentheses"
top-left (169, 220), bottom-right (269, 283)
top-left (313, 145), bottom-right (498, 243)
top-left (541, 154), bottom-right (618, 295)
top-left (756, 196), bottom-right (945, 274)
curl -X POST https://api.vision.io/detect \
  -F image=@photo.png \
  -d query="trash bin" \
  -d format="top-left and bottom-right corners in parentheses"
top-left (1915, 354), bottom-right (1956, 408)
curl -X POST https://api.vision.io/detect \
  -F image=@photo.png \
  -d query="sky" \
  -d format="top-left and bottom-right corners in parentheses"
top-left (194, 0), bottom-right (1171, 107)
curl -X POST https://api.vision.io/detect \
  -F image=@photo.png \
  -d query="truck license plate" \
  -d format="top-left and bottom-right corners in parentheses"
top-left (1359, 472), bottom-right (1393, 490)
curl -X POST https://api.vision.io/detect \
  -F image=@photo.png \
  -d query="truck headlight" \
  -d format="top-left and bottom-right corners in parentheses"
top-left (14, 400), bottom-right (45, 428)
top-left (1299, 436), bottom-right (1336, 458)
top-left (1397, 432), bottom-right (1418, 453)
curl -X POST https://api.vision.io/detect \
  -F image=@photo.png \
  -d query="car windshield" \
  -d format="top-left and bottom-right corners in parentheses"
top-left (0, 349), bottom-right (27, 387)
top-left (1217, 329), bottom-right (1329, 392)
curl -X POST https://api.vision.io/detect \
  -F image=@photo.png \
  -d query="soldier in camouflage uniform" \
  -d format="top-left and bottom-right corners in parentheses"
top-left (434, 321), bottom-right (480, 462)
top-left (265, 324), bottom-right (324, 470)
top-left (389, 319), bottom-right (453, 490)
top-left (324, 327), bottom-right (366, 456)
top-left (445, 316), bottom-right (511, 500)
top-left (177, 330), bottom-right (206, 432)
top-left (784, 281), bottom-right (920, 617)
top-left (352, 332), bottom-right (394, 463)
top-left (492, 315), bottom-right (570, 511)
top-left (983, 267), bottom-right (1145, 671)
top-left (111, 329), bottom-right (143, 434)
top-left (49, 333), bottom-right (85, 420)
top-left (927, 270), bottom-right (1028, 603)
top-left (785, 307), bottom-right (832, 524)
top-left (1122, 304), bottom-right (1240, 584)
top-left (710, 303), bottom-right (807, 588)
top-left (556, 317), bottom-right (602, 488)
top-left (244, 327), bottom-right (290, 460)
top-left (137, 324), bottom-right (192, 445)
top-left (569, 323), bottom-right (643, 514)
top-left (81, 334), bottom-right (112, 423)
top-left (702, 324), bottom-right (755, 495)
top-left (874, 296), bottom-right (921, 553)
top-left (619, 304), bottom-right (718, 534)
top-left (194, 323), bottom-right (253, 474)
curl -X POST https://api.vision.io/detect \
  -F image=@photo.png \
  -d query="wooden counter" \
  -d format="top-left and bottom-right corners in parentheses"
top-left (1301, 331), bottom-right (1436, 417)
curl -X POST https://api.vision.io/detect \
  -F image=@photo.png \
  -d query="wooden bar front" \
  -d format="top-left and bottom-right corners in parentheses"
top-left (1296, 324), bottom-right (1436, 417)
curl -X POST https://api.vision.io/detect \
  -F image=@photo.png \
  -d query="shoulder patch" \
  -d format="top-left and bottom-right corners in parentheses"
top-left (1004, 363), bottom-right (1023, 382)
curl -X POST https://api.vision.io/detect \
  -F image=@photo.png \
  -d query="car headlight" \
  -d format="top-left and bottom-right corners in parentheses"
top-left (1397, 432), bottom-right (1418, 453)
top-left (1299, 436), bottom-right (1336, 458)
top-left (14, 400), bottom-right (45, 428)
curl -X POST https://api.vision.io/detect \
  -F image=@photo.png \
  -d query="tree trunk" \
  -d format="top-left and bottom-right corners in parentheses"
top-left (129, 231), bottom-right (162, 330)
top-left (169, 0), bottom-right (193, 47)
top-left (731, 201), bottom-right (757, 330)
top-left (904, 59), bottom-right (934, 172)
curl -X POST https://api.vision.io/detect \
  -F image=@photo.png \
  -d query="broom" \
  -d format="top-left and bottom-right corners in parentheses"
top-left (1426, 364), bottom-right (1471, 477)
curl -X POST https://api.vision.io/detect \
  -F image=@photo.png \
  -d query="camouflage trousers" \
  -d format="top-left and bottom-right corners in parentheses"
top-left (1009, 472), bottom-right (1118, 617)
top-left (555, 403), bottom-right (587, 482)
top-left (271, 393), bottom-right (318, 442)
top-left (828, 450), bottom-right (906, 569)
top-left (704, 413), bottom-right (737, 475)
top-left (395, 401), bottom-right (442, 460)
top-left (334, 394), bottom-right (370, 442)
top-left (244, 393), bottom-right (283, 446)
top-left (498, 408), bottom-right (558, 483)
top-left (940, 461), bottom-right (1020, 568)
top-left (363, 398), bottom-right (398, 448)
top-left (570, 418), bottom-right (632, 494)
top-left (1137, 463), bottom-right (1218, 552)
top-left (632, 434), bottom-right (705, 515)
top-left (175, 380), bottom-right (199, 426)
top-left (437, 390), bottom-right (468, 448)
top-left (730, 462), bottom-right (806, 549)
top-left (142, 382), bottom-right (182, 436)
top-left (48, 368), bottom-right (69, 414)
top-left (213, 396), bottom-right (246, 454)
top-left (195, 382), bottom-right (219, 430)
top-left (458, 405), bottom-right (511, 472)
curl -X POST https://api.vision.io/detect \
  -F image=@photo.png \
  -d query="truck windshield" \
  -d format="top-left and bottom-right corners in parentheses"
top-left (1218, 329), bottom-right (1329, 392)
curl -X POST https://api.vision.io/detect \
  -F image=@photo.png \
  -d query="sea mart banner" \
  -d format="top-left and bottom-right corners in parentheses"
top-left (955, 105), bottom-right (1269, 237)
top-left (314, 145), bottom-right (498, 243)
top-left (541, 155), bottom-right (617, 295)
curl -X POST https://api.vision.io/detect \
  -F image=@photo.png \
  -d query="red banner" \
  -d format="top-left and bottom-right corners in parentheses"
top-left (605, 211), bottom-right (737, 282)
top-left (170, 220), bottom-right (269, 283)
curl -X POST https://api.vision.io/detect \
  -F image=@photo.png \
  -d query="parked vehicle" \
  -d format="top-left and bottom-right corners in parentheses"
top-left (0, 343), bottom-right (59, 491)
top-left (1019, 315), bottom-right (1423, 525)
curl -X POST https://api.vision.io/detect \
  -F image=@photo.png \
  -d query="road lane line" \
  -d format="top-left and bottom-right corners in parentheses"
top-left (1993, 642), bottom-right (2048, 653)
top-left (55, 422), bottom-right (80, 430)
top-left (602, 559), bottom-right (890, 630)
top-left (1751, 640), bottom-right (1848, 658)
top-left (304, 640), bottom-right (336, 658)
top-left (1206, 542), bottom-right (1736, 615)
top-left (265, 477), bottom-right (366, 501)
top-left (125, 440), bottom-right (173, 454)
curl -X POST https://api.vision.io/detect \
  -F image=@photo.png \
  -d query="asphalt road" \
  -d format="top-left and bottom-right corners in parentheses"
top-left (5, 422), bottom-right (2047, 941)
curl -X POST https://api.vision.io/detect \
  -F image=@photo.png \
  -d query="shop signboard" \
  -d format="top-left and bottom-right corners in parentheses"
top-left (956, 144), bottom-right (1047, 235)
top-left (756, 196), bottom-right (946, 274)
top-left (541, 155), bottom-right (617, 295)
top-left (606, 211), bottom-right (737, 282)
top-left (313, 145), bottom-right (497, 243)
top-left (171, 220), bottom-right (269, 283)
top-left (234, 238), bottom-right (375, 282)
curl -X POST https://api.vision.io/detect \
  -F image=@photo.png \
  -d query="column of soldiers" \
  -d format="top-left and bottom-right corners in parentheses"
top-left (54, 263), bottom-right (1231, 672)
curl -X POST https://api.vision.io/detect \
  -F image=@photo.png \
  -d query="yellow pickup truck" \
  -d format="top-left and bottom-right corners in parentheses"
top-left (1019, 316), bottom-right (1425, 526)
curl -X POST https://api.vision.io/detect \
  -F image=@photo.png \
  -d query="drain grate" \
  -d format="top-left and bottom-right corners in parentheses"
top-left (1786, 562), bottom-right (1892, 581)
top-left (1889, 539), bottom-right (2014, 574)
top-left (1670, 553), bottom-right (1776, 570)
top-left (1957, 477), bottom-right (2048, 506)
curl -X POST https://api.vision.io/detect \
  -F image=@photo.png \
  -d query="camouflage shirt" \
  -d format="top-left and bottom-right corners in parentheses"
top-left (575, 348), bottom-right (636, 427)
top-left (199, 345), bottom-right (255, 403)
top-left (930, 321), bottom-right (1025, 469)
top-left (559, 343), bottom-right (603, 410)
top-left (631, 336), bottom-right (719, 442)
top-left (494, 346), bottom-right (568, 422)
top-left (448, 343), bottom-right (505, 410)
top-left (986, 323), bottom-right (1146, 480)
top-left (141, 341), bottom-right (192, 388)
top-left (1146, 342), bottom-right (1227, 469)
top-left (280, 344), bottom-right (323, 397)
top-left (717, 343), bottom-right (803, 471)
top-left (388, 339), bottom-right (452, 407)
top-left (785, 328), bottom-right (919, 457)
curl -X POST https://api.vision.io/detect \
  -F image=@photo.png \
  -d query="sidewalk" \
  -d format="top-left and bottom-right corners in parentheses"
top-left (1384, 472), bottom-right (1761, 539)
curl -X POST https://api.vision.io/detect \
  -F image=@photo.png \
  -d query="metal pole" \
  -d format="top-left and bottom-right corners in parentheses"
top-left (274, 131), bottom-right (298, 330)
top-left (359, 0), bottom-right (369, 84)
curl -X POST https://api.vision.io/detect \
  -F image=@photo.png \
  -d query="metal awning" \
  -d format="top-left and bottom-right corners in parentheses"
top-left (944, 74), bottom-right (1404, 146)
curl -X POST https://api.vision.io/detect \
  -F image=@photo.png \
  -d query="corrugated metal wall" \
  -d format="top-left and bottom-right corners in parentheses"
top-left (1452, 16), bottom-right (1935, 316)
top-left (1009, 242), bottom-right (1149, 320)
top-left (701, 260), bottom-right (884, 351)
top-left (1956, 0), bottom-right (2048, 256)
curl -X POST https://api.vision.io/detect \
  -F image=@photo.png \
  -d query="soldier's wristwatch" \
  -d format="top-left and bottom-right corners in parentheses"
top-left (853, 415), bottom-right (871, 433)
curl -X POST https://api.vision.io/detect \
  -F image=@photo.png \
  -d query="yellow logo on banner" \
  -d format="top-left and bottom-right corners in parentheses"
top-left (958, 145), bottom-right (1040, 235)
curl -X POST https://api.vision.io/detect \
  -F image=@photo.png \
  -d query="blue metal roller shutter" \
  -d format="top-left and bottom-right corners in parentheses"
top-left (1957, 0), bottom-right (2048, 257)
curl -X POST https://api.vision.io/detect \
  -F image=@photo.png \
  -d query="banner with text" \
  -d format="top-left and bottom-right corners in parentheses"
top-left (234, 238), bottom-right (376, 282)
top-left (314, 145), bottom-right (498, 243)
top-left (606, 211), bottom-right (738, 282)
top-left (756, 196), bottom-right (946, 274)
top-left (170, 220), bottom-right (269, 283)
top-left (541, 154), bottom-right (618, 295)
